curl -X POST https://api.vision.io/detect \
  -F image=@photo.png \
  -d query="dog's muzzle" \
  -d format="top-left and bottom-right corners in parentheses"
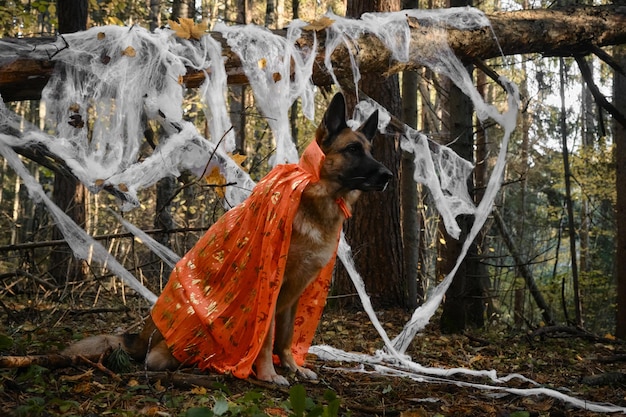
top-left (367, 166), bottom-right (393, 191)
top-left (343, 165), bottom-right (393, 191)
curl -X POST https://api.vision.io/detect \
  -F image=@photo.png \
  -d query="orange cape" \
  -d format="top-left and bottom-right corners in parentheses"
top-left (151, 140), bottom-right (346, 378)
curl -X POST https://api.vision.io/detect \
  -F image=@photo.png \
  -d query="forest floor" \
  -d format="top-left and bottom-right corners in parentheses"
top-left (1, 291), bottom-right (625, 417)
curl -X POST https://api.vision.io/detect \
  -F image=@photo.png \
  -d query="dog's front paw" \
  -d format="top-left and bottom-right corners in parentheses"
top-left (257, 371), bottom-right (290, 386)
top-left (295, 366), bottom-right (317, 381)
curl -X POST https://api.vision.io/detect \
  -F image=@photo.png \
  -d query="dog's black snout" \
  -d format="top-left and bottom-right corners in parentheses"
top-left (372, 165), bottom-right (393, 191)
top-left (380, 166), bottom-right (393, 181)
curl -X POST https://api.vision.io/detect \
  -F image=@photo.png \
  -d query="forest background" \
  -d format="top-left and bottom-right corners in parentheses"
top-left (1, 0), bottom-right (626, 415)
top-left (0, 0), bottom-right (621, 336)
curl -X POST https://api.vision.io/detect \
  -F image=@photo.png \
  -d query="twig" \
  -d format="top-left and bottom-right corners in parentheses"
top-left (530, 325), bottom-right (622, 344)
top-left (77, 354), bottom-right (122, 382)
top-left (0, 226), bottom-right (209, 253)
top-left (0, 270), bottom-right (58, 290)
top-left (67, 307), bottom-right (131, 316)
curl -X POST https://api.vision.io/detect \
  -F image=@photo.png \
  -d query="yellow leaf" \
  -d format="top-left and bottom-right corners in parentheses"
top-left (153, 379), bottom-right (166, 392)
top-left (121, 46), bottom-right (136, 57)
top-left (169, 18), bottom-right (207, 40)
top-left (303, 16), bottom-right (335, 31)
top-left (228, 153), bottom-right (247, 169)
top-left (205, 166), bottom-right (226, 198)
top-left (258, 58), bottom-right (267, 69)
top-left (191, 386), bottom-right (207, 395)
top-left (190, 20), bottom-right (208, 40)
top-left (604, 333), bottom-right (616, 340)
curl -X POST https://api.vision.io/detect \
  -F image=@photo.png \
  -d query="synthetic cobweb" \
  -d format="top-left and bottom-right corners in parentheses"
top-left (0, 8), bottom-right (624, 413)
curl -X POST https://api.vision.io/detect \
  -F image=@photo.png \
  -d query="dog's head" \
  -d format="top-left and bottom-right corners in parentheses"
top-left (315, 93), bottom-right (393, 192)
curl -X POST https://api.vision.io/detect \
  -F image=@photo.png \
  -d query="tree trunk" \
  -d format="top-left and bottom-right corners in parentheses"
top-left (615, 44), bottom-right (626, 339)
top-left (579, 66), bottom-right (595, 275)
top-left (401, 70), bottom-right (420, 309)
top-left (438, 0), bottom-right (488, 334)
top-left (172, 0), bottom-right (191, 21)
top-left (56, 0), bottom-right (88, 34)
top-left (559, 57), bottom-right (583, 328)
top-left (401, 0), bottom-right (421, 309)
top-left (230, 0), bottom-right (250, 167)
top-left (149, 0), bottom-right (161, 31)
top-left (49, 0), bottom-right (88, 285)
top-left (265, 0), bottom-right (276, 28)
top-left (332, 0), bottom-right (406, 309)
top-left (3, 6), bottom-right (626, 102)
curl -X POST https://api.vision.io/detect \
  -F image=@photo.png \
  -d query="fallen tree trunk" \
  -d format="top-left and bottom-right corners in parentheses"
top-left (1, 5), bottom-right (626, 102)
top-left (0, 354), bottom-right (100, 369)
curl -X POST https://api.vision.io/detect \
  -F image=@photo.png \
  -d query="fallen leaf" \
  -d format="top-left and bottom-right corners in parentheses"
top-left (264, 407), bottom-right (289, 417)
top-left (153, 379), bottom-right (166, 392)
top-left (191, 386), bottom-right (207, 395)
top-left (258, 58), bottom-right (267, 69)
top-left (272, 72), bottom-right (282, 82)
top-left (169, 18), bottom-right (207, 40)
top-left (228, 153), bottom-right (247, 168)
top-left (121, 46), bottom-right (136, 57)
top-left (97, 32), bottom-right (106, 40)
top-left (205, 166), bottom-right (227, 198)
top-left (303, 16), bottom-right (335, 31)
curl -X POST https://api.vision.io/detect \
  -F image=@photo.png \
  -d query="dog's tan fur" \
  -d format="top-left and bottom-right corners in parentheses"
top-left (63, 93), bottom-right (391, 385)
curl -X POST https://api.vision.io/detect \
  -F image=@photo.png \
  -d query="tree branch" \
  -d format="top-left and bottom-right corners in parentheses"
top-left (575, 54), bottom-right (626, 129)
top-left (1, 5), bottom-right (626, 102)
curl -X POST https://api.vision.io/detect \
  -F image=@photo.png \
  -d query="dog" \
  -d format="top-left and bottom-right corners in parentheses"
top-left (63, 92), bottom-right (392, 385)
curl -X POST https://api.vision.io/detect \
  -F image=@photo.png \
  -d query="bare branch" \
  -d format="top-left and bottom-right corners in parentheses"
top-left (575, 54), bottom-right (626, 129)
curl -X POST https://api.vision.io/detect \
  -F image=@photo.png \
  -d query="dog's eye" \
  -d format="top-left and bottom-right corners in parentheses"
top-left (344, 143), bottom-right (362, 154)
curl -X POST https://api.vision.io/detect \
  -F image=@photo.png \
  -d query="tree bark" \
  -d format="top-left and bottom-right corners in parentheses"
top-left (615, 44), bottom-right (626, 339)
top-left (2, 5), bottom-right (626, 102)
top-left (559, 57), bottom-right (583, 328)
top-left (332, 0), bottom-right (406, 309)
top-left (401, 0), bottom-right (420, 309)
top-left (49, 0), bottom-right (89, 285)
top-left (438, 0), bottom-right (488, 334)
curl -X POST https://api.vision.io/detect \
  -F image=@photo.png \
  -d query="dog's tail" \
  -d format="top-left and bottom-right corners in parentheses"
top-left (62, 332), bottom-right (148, 361)
top-left (61, 317), bottom-right (179, 370)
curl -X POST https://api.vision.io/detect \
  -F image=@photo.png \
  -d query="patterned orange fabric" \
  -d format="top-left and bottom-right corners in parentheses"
top-left (151, 140), bottom-right (347, 378)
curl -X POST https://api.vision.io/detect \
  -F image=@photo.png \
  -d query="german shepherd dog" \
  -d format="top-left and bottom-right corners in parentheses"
top-left (63, 93), bottom-right (392, 385)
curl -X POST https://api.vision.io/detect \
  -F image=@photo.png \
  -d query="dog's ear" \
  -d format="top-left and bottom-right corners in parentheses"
top-left (318, 93), bottom-right (348, 146)
top-left (357, 109), bottom-right (379, 143)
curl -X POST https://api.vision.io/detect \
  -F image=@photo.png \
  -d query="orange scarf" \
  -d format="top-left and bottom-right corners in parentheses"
top-left (151, 140), bottom-right (346, 378)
